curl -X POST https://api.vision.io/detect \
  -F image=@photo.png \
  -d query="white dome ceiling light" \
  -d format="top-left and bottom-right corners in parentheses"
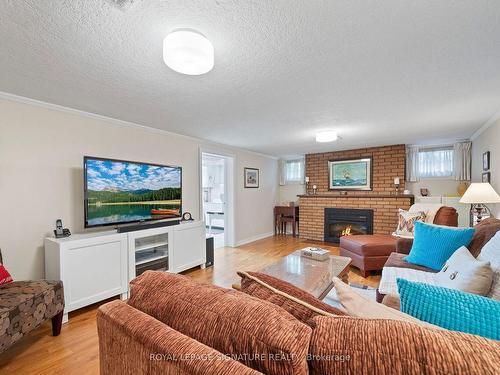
top-left (163, 29), bottom-right (214, 75)
top-left (315, 130), bottom-right (338, 143)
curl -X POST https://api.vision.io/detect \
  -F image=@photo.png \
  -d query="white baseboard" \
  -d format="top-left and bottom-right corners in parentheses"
top-left (235, 232), bottom-right (274, 247)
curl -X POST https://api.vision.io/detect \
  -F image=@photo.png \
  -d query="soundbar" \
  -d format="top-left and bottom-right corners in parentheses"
top-left (117, 219), bottom-right (181, 233)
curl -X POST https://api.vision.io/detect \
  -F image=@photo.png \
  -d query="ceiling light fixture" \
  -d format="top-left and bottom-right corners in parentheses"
top-left (315, 130), bottom-right (338, 143)
top-left (163, 29), bottom-right (214, 75)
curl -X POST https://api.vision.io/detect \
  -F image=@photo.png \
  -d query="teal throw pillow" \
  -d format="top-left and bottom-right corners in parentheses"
top-left (397, 278), bottom-right (500, 340)
top-left (404, 222), bottom-right (475, 271)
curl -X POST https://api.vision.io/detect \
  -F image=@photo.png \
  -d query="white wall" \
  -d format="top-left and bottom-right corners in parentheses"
top-left (278, 184), bottom-right (305, 204)
top-left (0, 97), bottom-right (278, 279)
top-left (407, 179), bottom-right (460, 197)
top-left (472, 118), bottom-right (500, 218)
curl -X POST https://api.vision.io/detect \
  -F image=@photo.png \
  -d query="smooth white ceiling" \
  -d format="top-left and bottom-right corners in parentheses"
top-left (1, 1), bottom-right (500, 157)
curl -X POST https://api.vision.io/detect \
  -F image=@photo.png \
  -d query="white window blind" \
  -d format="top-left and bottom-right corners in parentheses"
top-left (418, 147), bottom-right (454, 178)
top-left (283, 159), bottom-right (304, 184)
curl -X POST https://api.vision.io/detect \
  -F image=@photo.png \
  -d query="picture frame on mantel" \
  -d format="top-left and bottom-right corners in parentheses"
top-left (328, 157), bottom-right (373, 190)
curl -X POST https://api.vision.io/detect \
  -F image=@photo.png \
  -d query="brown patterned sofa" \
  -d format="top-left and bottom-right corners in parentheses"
top-left (97, 271), bottom-right (500, 375)
top-left (0, 249), bottom-right (64, 353)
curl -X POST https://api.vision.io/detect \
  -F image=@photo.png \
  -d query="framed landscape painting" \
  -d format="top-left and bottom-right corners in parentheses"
top-left (328, 157), bottom-right (372, 190)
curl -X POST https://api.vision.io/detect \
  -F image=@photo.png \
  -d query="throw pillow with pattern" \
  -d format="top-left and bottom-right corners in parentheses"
top-left (0, 264), bottom-right (13, 285)
top-left (394, 209), bottom-right (427, 238)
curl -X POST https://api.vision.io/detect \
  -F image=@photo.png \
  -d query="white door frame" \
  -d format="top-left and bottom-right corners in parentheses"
top-left (199, 148), bottom-right (236, 247)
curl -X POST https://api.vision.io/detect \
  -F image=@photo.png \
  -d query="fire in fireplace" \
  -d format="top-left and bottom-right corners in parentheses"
top-left (324, 208), bottom-right (374, 243)
top-left (341, 225), bottom-right (352, 237)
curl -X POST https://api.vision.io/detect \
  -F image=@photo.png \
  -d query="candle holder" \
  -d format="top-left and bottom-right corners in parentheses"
top-left (312, 185), bottom-right (317, 195)
top-left (394, 183), bottom-right (400, 195)
top-left (393, 177), bottom-right (400, 195)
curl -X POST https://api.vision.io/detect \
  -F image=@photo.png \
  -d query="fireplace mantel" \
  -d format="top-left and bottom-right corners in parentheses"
top-left (298, 194), bottom-right (414, 201)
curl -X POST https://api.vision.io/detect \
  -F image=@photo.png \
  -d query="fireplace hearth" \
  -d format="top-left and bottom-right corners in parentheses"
top-left (324, 208), bottom-right (374, 243)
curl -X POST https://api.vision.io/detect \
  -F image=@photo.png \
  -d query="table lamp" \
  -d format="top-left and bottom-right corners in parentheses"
top-left (459, 183), bottom-right (500, 225)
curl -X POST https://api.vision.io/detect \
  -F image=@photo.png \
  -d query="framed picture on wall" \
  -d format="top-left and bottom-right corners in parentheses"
top-left (482, 172), bottom-right (491, 183)
top-left (244, 167), bottom-right (259, 188)
top-left (483, 151), bottom-right (490, 171)
top-left (328, 157), bottom-right (372, 190)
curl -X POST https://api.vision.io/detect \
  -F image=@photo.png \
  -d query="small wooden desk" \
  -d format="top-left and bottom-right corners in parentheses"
top-left (274, 206), bottom-right (299, 236)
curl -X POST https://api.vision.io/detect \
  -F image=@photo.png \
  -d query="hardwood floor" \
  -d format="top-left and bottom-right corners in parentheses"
top-left (0, 235), bottom-right (381, 374)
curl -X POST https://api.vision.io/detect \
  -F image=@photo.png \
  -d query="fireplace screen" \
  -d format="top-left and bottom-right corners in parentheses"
top-left (324, 208), bottom-right (374, 243)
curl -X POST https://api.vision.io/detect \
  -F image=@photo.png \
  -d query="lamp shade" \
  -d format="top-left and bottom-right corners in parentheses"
top-left (459, 183), bottom-right (500, 204)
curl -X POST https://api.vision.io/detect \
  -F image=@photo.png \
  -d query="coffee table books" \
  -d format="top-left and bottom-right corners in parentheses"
top-left (301, 247), bottom-right (330, 261)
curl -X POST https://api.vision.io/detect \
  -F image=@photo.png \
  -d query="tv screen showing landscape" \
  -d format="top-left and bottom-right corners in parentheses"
top-left (84, 157), bottom-right (182, 227)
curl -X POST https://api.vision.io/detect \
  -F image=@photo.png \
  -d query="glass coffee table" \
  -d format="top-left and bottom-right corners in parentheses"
top-left (258, 249), bottom-right (352, 300)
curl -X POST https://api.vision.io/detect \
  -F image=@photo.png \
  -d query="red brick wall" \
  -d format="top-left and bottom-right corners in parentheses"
top-left (300, 144), bottom-right (409, 241)
top-left (305, 144), bottom-right (406, 194)
top-left (299, 196), bottom-right (413, 241)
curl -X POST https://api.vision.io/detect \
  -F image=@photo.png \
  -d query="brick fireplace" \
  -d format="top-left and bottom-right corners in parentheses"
top-left (299, 144), bottom-right (414, 241)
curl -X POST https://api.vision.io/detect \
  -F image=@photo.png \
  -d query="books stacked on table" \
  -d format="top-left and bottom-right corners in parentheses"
top-left (300, 247), bottom-right (330, 261)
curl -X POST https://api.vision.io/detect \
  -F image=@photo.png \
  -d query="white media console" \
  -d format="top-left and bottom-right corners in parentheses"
top-left (44, 220), bottom-right (206, 323)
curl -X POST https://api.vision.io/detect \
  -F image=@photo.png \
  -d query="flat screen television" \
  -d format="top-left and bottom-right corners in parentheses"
top-left (84, 156), bottom-right (182, 228)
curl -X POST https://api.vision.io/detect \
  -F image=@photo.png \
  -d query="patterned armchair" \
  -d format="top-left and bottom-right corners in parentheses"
top-left (0, 249), bottom-right (64, 353)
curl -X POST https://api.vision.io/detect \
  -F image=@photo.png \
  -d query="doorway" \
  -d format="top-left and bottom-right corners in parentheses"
top-left (201, 152), bottom-right (234, 249)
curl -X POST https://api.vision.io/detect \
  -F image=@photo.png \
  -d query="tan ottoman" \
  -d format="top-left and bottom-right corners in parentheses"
top-left (339, 235), bottom-right (397, 277)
